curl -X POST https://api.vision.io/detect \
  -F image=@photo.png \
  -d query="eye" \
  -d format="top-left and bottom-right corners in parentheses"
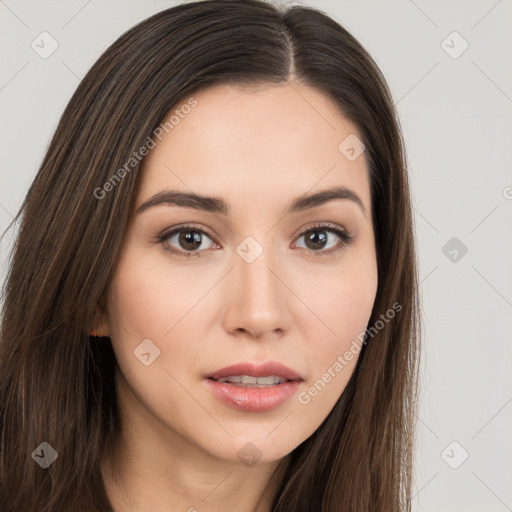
top-left (157, 222), bottom-right (354, 258)
top-left (293, 222), bottom-right (354, 256)
top-left (158, 224), bottom-right (218, 258)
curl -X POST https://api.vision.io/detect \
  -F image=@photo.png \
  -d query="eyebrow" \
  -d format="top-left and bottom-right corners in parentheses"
top-left (136, 185), bottom-right (367, 217)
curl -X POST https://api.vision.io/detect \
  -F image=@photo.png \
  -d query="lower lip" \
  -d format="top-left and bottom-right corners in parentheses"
top-left (203, 378), bottom-right (301, 412)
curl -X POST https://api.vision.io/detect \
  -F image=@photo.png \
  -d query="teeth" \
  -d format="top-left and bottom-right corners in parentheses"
top-left (216, 375), bottom-right (288, 386)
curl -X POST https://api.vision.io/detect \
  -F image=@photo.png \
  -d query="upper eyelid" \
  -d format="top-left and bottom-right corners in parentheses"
top-left (159, 222), bottom-right (350, 246)
top-left (160, 223), bottom-right (218, 243)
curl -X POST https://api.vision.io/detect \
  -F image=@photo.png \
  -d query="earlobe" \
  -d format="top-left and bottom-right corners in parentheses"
top-left (90, 297), bottom-right (111, 338)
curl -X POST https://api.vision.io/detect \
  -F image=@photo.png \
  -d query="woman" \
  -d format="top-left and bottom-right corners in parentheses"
top-left (0, 0), bottom-right (421, 510)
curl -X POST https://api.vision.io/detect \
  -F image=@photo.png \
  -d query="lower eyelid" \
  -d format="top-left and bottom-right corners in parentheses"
top-left (158, 224), bottom-right (353, 256)
top-left (159, 228), bottom-right (217, 254)
top-left (294, 228), bottom-right (353, 253)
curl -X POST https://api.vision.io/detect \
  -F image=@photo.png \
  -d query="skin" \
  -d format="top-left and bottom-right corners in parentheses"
top-left (97, 82), bottom-right (378, 512)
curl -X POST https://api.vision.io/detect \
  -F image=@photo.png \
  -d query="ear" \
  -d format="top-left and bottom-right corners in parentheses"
top-left (91, 294), bottom-right (111, 337)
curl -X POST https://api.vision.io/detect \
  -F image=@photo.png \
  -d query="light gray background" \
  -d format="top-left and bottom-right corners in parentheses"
top-left (1, 1), bottom-right (511, 510)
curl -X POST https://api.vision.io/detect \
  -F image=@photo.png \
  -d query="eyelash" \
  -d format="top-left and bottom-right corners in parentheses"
top-left (157, 222), bottom-right (354, 259)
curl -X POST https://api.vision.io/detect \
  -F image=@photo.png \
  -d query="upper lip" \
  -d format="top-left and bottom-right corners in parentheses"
top-left (205, 361), bottom-right (303, 381)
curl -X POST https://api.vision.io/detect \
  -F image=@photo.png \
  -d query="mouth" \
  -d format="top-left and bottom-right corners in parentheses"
top-left (203, 361), bottom-right (304, 412)
top-left (207, 375), bottom-right (293, 387)
top-left (204, 361), bottom-right (303, 384)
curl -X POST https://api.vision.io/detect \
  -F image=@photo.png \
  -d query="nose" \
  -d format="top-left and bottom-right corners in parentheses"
top-left (221, 241), bottom-right (291, 340)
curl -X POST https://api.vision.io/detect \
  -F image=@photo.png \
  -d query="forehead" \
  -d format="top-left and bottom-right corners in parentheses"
top-left (137, 82), bottom-right (371, 216)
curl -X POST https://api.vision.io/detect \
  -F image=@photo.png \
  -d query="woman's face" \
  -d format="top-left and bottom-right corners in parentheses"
top-left (100, 82), bottom-right (378, 465)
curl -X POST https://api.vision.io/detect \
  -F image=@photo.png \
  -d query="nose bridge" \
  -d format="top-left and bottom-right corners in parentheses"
top-left (236, 234), bottom-right (282, 306)
top-left (223, 233), bottom-right (289, 336)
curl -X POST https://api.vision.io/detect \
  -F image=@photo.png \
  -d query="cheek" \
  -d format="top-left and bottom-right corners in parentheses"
top-left (325, 271), bottom-right (377, 340)
top-left (106, 250), bottom-right (219, 386)
top-left (105, 256), bottom-right (202, 419)
top-left (298, 257), bottom-right (378, 346)
top-left (109, 252), bottom-right (204, 337)
top-left (293, 255), bottom-right (377, 408)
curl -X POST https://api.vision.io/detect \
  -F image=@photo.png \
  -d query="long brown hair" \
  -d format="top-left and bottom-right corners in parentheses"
top-left (0, 1), bottom-right (421, 510)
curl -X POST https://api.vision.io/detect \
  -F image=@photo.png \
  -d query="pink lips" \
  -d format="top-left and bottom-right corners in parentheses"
top-left (203, 361), bottom-right (303, 412)
top-left (205, 361), bottom-right (303, 382)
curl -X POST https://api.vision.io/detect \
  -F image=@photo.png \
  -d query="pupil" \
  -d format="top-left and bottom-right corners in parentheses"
top-left (179, 230), bottom-right (201, 250)
top-left (176, 229), bottom-right (329, 252)
top-left (306, 230), bottom-right (327, 250)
